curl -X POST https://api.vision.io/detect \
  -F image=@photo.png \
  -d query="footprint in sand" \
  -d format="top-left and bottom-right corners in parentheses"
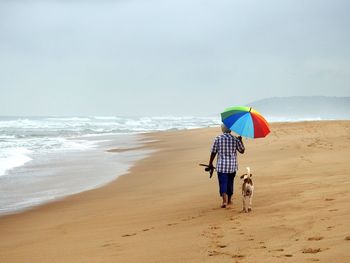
top-left (102, 244), bottom-right (111, 247)
top-left (101, 240), bottom-right (115, 247)
top-left (302, 248), bottom-right (322, 254)
top-left (101, 241), bottom-right (120, 248)
top-left (345, 236), bottom-right (350, 241)
top-left (284, 254), bottom-right (293, 257)
top-left (121, 233), bottom-right (136, 237)
top-left (232, 254), bottom-right (245, 259)
top-left (259, 241), bottom-right (267, 249)
top-left (208, 250), bottom-right (220, 256)
top-left (217, 244), bottom-right (227, 248)
top-left (300, 156), bottom-right (312, 163)
top-left (329, 209), bottom-right (338, 212)
top-left (208, 250), bottom-right (244, 259)
top-left (308, 236), bottom-right (324, 241)
top-left (327, 226), bottom-right (335, 231)
top-left (182, 215), bottom-right (198, 222)
top-left (167, 223), bottom-right (178, 226)
top-left (325, 198), bottom-right (334, 201)
top-left (269, 248), bottom-right (284, 252)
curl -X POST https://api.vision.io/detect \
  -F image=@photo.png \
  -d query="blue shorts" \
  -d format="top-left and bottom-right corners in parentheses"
top-left (217, 172), bottom-right (236, 197)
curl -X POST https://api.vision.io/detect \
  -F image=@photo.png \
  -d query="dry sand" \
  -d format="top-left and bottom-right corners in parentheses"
top-left (0, 121), bottom-right (349, 263)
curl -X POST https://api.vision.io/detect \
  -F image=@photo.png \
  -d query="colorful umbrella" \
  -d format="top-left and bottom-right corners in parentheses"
top-left (221, 106), bottom-right (270, 138)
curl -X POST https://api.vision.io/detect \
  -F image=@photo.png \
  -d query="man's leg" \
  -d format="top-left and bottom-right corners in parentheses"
top-left (227, 172), bottom-right (236, 205)
top-left (222, 193), bottom-right (228, 208)
top-left (217, 172), bottom-right (228, 208)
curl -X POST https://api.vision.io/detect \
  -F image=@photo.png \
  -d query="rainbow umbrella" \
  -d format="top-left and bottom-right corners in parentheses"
top-left (221, 106), bottom-right (270, 139)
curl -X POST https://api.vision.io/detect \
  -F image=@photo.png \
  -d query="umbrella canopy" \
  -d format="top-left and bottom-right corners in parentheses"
top-left (221, 106), bottom-right (270, 138)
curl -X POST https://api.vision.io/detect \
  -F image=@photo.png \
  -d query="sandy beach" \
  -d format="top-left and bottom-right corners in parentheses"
top-left (0, 121), bottom-right (349, 263)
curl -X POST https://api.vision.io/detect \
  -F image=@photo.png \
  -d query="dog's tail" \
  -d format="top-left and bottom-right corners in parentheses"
top-left (246, 167), bottom-right (251, 176)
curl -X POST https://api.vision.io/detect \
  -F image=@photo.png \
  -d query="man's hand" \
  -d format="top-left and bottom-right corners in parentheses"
top-left (208, 164), bottom-right (214, 178)
top-left (237, 136), bottom-right (245, 153)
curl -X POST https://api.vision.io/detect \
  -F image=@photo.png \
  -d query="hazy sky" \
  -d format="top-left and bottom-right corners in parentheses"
top-left (1, 0), bottom-right (349, 116)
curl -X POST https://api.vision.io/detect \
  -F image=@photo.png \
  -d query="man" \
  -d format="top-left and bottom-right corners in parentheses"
top-left (209, 124), bottom-right (245, 208)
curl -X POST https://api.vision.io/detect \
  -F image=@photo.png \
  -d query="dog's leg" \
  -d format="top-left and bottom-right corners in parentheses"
top-left (248, 196), bottom-right (252, 212)
top-left (243, 196), bottom-right (249, 213)
top-left (242, 196), bottom-right (246, 212)
top-left (248, 192), bottom-right (253, 212)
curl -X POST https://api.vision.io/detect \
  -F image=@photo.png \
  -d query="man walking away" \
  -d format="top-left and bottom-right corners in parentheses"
top-left (209, 124), bottom-right (245, 208)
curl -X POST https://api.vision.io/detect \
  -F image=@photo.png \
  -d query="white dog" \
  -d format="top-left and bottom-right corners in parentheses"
top-left (240, 167), bottom-right (254, 213)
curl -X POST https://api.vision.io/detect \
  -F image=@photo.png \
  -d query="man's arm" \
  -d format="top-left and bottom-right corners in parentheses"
top-left (209, 152), bottom-right (217, 168)
top-left (237, 136), bottom-right (245, 154)
top-left (209, 137), bottom-right (218, 167)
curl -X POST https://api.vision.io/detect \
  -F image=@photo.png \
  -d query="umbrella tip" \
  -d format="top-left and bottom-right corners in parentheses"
top-left (249, 107), bottom-right (252, 112)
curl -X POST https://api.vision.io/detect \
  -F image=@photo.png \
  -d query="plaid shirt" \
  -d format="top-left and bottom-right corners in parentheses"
top-left (211, 133), bottom-right (245, 173)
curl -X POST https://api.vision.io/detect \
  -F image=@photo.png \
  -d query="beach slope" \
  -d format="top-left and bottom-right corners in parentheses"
top-left (0, 121), bottom-right (349, 262)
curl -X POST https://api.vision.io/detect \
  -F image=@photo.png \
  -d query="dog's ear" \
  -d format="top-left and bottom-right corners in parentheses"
top-left (240, 174), bottom-right (246, 179)
top-left (250, 173), bottom-right (253, 177)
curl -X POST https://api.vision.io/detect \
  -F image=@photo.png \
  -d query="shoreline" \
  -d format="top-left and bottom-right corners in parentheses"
top-left (0, 133), bottom-right (153, 217)
top-left (0, 120), bottom-right (349, 262)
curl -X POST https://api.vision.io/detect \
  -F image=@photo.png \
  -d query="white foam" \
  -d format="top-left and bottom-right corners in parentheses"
top-left (93, 116), bottom-right (122, 120)
top-left (267, 116), bottom-right (324, 123)
top-left (45, 117), bottom-right (91, 121)
top-left (0, 116), bottom-right (221, 180)
top-left (0, 135), bottom-right (16, 139)
top-left (0, 147), bottom-right (32, 177)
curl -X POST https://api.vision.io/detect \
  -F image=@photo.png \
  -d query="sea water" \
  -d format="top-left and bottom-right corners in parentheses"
top-left (0, 116), bottom-right (220, 215)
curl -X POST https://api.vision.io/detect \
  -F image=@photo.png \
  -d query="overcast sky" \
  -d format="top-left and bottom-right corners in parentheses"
top-left (1, 0), bottom-right (349, 116)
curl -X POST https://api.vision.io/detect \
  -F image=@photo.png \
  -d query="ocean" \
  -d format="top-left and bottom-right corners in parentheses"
top-left (0, 116), bottom-right (220, 215)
